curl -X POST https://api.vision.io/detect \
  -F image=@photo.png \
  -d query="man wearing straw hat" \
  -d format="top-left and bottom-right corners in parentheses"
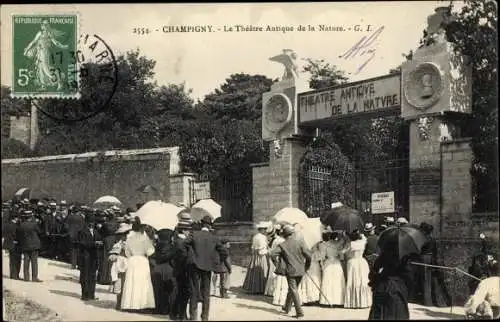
top-left (270, 224), bottom-right (311, 318)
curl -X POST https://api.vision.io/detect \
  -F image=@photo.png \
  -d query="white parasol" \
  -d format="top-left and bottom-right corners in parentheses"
top-left (273, 207), bottom-right (308, 226)
top-left (299, 218), bottom-right (323, 249)
top-left (14, 187), bottom-right (31, 199)
top-left (94, 195), bottom-right (122, 209)
top-left (190, 198), bottom-right (222, 222)
top-left (135, 200), bottom-right (183, 231)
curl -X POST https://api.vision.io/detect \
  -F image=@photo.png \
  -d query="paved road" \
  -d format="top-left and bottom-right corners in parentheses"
top-left (2, 253), bottom-right (465, 320)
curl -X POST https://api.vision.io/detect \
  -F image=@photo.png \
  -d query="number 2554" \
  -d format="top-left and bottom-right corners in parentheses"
top-left (133, 28), bottom-right (150, 35)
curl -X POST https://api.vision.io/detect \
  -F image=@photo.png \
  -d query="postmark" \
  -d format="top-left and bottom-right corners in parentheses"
top-left (12, 14), bottom-right (79, 99)
top-left (32, 33), bottom-right (119, 123)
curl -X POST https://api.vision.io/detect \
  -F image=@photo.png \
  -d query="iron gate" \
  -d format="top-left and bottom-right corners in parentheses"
top-left (354, 158), bottom-right (409, 228)
top-left (189, 170), bottom-right (253, 222)
top-left (298, 158), bottom-right (410, 226)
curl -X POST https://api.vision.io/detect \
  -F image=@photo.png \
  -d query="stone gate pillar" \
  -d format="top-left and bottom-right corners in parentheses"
top-left (252, 50), bottom-right (312, 224)
top-left (401, 7), bottom-right (472, 237)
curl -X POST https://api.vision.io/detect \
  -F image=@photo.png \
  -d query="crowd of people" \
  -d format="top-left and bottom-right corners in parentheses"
top-left (2, 198), bottom-right (231, 321)
top-left (2, 198), bottom-right (499, 320)
top-left (241, 215), bottom-right (499, 320)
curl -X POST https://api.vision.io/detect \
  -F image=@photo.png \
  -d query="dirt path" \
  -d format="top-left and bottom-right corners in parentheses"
top-left (2, 253), bottom-right (465, 320)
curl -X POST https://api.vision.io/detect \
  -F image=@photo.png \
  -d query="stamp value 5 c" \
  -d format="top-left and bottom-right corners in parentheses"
top-left (12, 14), bottom-right (79, 99)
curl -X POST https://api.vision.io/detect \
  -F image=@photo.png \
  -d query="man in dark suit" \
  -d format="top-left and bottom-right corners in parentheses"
top-left (186, 216), bottom-right (227, 321)
top-left (65, 206), bottom-right (85, 269)
top-left (270, 224), bottom-right (311, 318)
top-left (17, 210), bottom-right (43, 282)
top-left (76, 213), bottom-right (103, 301)
top-left (3, 213), bottom-right (22, 279)
top-left (171, 220), bottom-right (193, 320)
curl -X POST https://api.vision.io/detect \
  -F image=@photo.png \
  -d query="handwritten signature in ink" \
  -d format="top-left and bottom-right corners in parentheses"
top-left (339, 26), bottom-right (385, 74)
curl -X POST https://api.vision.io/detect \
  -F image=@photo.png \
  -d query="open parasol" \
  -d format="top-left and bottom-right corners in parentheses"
top-left (273, 207), bottom-right (308, 226)
top-left (377, 225), bottom-right (428, 260)
top-left (320, 205), bottom-right (364, 233)
top-left (94, 195), bottom-right (122, 209)
top-left (299, 217), bottom-right (323, 249)
top-left (190, 198), bottom-right (222, 222)
top-left (14, 187), bottom-right (30, 200)
top-left (135, 200), bottom-right (183, 231)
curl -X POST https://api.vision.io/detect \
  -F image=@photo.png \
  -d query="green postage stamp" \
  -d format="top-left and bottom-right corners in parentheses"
top-left (11, 14), bottom-right (79, 98)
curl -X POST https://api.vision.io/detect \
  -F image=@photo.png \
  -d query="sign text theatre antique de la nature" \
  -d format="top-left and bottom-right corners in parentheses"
top-left (298, 74), bottom-right (401, 126)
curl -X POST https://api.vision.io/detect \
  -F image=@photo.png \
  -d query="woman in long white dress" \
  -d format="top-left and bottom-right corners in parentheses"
top-left (271, 230), bottom-right (288, 306)
top-left (344, 230), bottom-right (372, 309)
top-left (319, 231), bottom-right (347, 307)
top-left (120, 217), bottom-right (156, 311)
top-left (298, 240), bottom-right (323, 305)
top-left (243, 222), bottom-right (270, 294)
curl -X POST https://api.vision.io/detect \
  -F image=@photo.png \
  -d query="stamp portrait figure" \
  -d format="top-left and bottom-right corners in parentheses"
top-left (23, 19), bottom-right (69, 91)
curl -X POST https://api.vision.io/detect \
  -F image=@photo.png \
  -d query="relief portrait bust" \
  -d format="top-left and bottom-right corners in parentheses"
top-left (263, 93), bottom-right (293, 134)
top-left (403, 62), bottom-right (443, 111)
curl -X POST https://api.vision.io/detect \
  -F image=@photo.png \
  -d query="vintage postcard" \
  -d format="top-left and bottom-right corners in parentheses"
top-left (1, 2), bottom-right (498, 321)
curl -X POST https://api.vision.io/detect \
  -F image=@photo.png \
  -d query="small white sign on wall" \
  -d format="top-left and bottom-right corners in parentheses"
top-left (371, 191), bottom-right (395, 214)
top-left (193, 181), bottom-right (211, 201)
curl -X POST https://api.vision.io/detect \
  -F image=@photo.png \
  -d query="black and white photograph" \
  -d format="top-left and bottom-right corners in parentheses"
top-left (1, 1), bottom-right (498, 321)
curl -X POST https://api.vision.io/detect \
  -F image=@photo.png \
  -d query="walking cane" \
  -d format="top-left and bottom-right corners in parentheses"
top-left (304, 269), bottom-right (332, 306)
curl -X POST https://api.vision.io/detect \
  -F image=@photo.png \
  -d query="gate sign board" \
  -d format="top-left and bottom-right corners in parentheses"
top-left (298, 74), bottom-right (401, 126)
top-left (371, 191), bottom-right (395, 214)
top-left (193, 181), bottom-right (211, 201)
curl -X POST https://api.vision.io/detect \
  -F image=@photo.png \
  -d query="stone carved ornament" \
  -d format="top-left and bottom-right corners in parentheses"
top-left (269, 49), bottom-right (299, 81)
top-left (417, 116), bottom-right (434, 141)
top-left (273, 139), bottom-right (282, 158)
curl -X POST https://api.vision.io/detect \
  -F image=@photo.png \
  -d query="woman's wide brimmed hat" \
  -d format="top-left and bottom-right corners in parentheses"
top-left (115, 223), bottom-right (132, 234)
top-left (364, 222), bottom-right (376, 232)
top-left (397, 217), bottom-right (409, 225)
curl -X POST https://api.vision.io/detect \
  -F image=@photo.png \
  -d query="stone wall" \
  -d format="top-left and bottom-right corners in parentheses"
top-left (1, 148), bottom-right (180, 209)
top-left (408, 118), bottom-right (443, 232)
top-left (435, 138), bottom-right (498, 305)
top-left (440, 138), bottom-right (474, 237)
top-left (252, 137), bottom-right (307, 224)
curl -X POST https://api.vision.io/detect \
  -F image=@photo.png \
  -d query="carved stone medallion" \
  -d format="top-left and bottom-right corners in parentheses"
top-left (263, 93), bottom-right (293, 134)
top-left (403, 62), bottom-right (443, 111)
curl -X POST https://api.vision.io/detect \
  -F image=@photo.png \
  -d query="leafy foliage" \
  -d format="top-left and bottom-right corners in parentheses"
top-left (302, 58), bottom-right (349, 89)
top-left (179, 74), bottom-right (273, 179)
top-left (1, 137), bottom-right (33, 159)
top-left (1, 86), bottom-right (30, 118)
top-left (445, 0), bottom-right (498, 211)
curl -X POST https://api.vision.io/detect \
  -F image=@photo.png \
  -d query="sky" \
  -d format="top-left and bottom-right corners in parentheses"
top-left (1, 2), bottom-right (463, 101)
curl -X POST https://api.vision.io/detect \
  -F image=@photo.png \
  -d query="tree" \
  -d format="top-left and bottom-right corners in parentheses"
top-left (1, 137), bottom-right (33, 159)
top-left (445, 0), bottom-right (498, 211)
top-left (302, 58), bottom-right (349, 89)
top-left (1, 86), bottom-right (30, 118)
top-left (34, 49), bottom-right (161, 155)
top-left (178, 73), bottom-right (274, 179)
top-left (200, 73), bottom-right (274, 123)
